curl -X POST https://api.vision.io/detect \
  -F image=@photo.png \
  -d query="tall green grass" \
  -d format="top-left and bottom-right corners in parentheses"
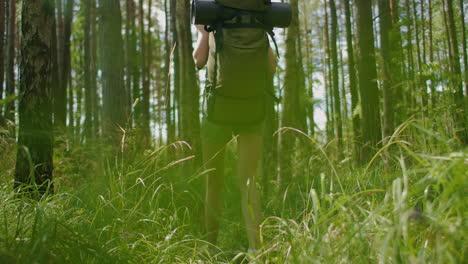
top-left (0, 122), bottom-right (466, 263)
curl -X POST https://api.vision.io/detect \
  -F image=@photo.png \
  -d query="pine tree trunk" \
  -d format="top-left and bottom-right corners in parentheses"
top-left (64, 0), bottom-right (73, 134)
top-left (329, 0), bottom-right (343, 156)
top-left (99, 0), bottom-right (130, 145)
top-left (0, 0), bottom-right (5, 112)
top-left (163, 0), bottom-right (174, 144)
top-left (175, 0), bottom-right (201, 166)
top-left (323, 1), bottom-right (334, 142)
top-left (91, 0), bottom-right (99, 137)
top-left (170, 0), bottom-right (180, 139)
top-left (459, 0), bottom-right (468, 114)
top-left (302, 2), bottom-right (314, 136)
top-left (279, 0), bottom-right (303, 188)
top-left (5, 0), bottom-right (16, 123)
top-left (344, 0), bottom-right (361, 162)
top-left (84, 0), bottom-right (93, 140)
top-left (356, 0), bottom-right (382, 161)
top-left (379, 0), bottom-right (395, 141)
top-left (428, 0), bottom-right (437, 108)
top-left (411, 0), bottom-right (428, 111)
top-left (444, 0), bottom-right (467, 144)
top-left (15, 0), bottom-right (55, 196)
top-left (139, 0), bottom-right (150, 142)
top-left (54, 0), bottom-right (67, 128)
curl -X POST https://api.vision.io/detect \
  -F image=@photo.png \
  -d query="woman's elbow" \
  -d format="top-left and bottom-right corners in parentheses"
top-left (193, 52), bottom-right (206, 68)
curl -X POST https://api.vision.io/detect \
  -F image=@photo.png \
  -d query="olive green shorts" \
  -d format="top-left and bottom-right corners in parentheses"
top-left (201, 118), bottom-right (265, 144)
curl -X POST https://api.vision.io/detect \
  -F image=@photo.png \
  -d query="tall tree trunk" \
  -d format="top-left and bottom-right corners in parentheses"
top-left (64, 0), bottom-right (73, 133)
top-left (459, 0), bottom-right (468, 111)
top-left (15, 0), bottom-right (55, 196)
top-left (323, 0), bottom-right (334, 141)
top-left (125, 0), bottom-right (133, 127)
top-left (171, 0), bottom-right (180, 139)
top-left (0, 0), bottom-right (5, 113)
top-left (302, 2), bottom-right (314, 136)
top-left (356, 0), bottom-right (382, 161)
top-left (142, 0), bottom-right (153, 142)
top-left (412, 0), bottom-right (428, 111)
top-left (175, 0), bottom-right (201, 167)
top-left (99, 0), bottom-right (130, 145)
top-left (84, 0), bottom-right (94, 140)
top-left (379, 0), bottom-right (395, 141)
top-left (5, 0), bottom-right (16, 123)
top-left (428, 0), bottom-right (437, 108)
top-left (91, 0), bottom-right (99, 137)
top-left (164, 0), bottom-right (174, 144)
top-left (279, 0), bottom-right (304, 188)
top-left (329, 0), bottom-right (343, 156)
top-left (139, 0), bottom-right (150, 142)
top-left (344, 0), bottom-right (361, 162)
top-left (444, 0), bottom-right (467, 144)
top-left (54, 0), bottom-right (67, 128)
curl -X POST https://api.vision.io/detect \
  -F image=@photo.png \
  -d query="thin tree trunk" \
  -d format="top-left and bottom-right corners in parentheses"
top-left (84, 0), bottom-right (93, 140)
top-left (428, 0), bottom-right (437, 108)
top-left (64, 0), bottom-right (74, 134)
top-left (0, 0), bottom-right (5, 112)
top-left (15, 0), bottom-right (55, 197)
top-left (344, 0), bottom-right (361, 162)
top-left (444, 0), bottom-right (467, 144)
top-left (54, 0), bottom-right (67, 128)
top-left (5, 0), bottom-right (16, 123)
top-left (91, 0), bottom-right (99, 137)
top-left (459, 0), bottom-right (468, 109)
top-left (302, 2), bottom-right (314, 136)
top-left (323, 0), bottom-right (334, 141)
top-left (379, 0), bottom-right (395, 141)
top-left (164, 0), bottom-right (174, 144)
top-left (329, 0), bottom-right (343, 156)
top-left (139, 0), bottom-right (150, 141)
top-left (412, 0), bottom-right (428, 111)
top-left (170, 0), bottom-right (180, 139)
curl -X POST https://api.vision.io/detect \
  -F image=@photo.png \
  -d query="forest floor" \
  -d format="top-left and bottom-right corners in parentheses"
top-left (0, 126), bottom-right (466, 263)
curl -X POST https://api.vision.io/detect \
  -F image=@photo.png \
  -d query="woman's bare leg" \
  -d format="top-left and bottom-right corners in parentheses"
top-left (238, 134), bottom-right (262, 250)
top-left (203, 141), bottom-right (226, 245)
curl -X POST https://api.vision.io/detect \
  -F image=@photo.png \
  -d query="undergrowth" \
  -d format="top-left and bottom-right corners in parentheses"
top-left (0, 121), bottom-right (466, 263)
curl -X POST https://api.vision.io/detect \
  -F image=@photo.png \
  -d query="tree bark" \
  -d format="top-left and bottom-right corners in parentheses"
top-left (5, 0), bottom-right (16, 123)
top-left (444, 0), bottom-right (467, 144)
top-left (329, 0), bottom-right (343, 155)
top-left (459, 0), bottom-right (468, 113)
top-left (84, 0), bottom-right (94, 140)
top-left (0, 0), bottom-right (5, 111)
top-left (279, 0), bottom-right (304, 188)
top-left (54, 0), bottom-right (67, 128)
top-left (344, 0), bottom-right (361, 162)
top-left (356, 0), bottom-right (382, 161)
top-left (15, 0), bottom-right (55, 196)
top-left (175, 0), bottom-right (201, 165)
top-left (379, 0), bottom-right (395, 141)
top-left (164, 0), bottom-right (174, 144)
top-left (99, 0), bottom-right (130, 145)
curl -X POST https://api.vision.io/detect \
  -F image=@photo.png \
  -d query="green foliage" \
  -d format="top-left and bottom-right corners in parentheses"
top-left (0, 126), bottom-right (466, 263)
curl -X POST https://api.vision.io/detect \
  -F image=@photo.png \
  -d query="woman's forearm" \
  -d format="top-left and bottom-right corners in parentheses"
top-left (193, 31), bottom-right (210, 68)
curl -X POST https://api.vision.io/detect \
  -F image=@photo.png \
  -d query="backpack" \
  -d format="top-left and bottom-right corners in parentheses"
top-left (204, 0), bottom-right (274, 126)
top-left (215, 0), bottom-right (271, 11)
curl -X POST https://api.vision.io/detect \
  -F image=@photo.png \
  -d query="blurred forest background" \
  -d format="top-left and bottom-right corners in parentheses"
top-left (0, 0), bottom-right (466, 263)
